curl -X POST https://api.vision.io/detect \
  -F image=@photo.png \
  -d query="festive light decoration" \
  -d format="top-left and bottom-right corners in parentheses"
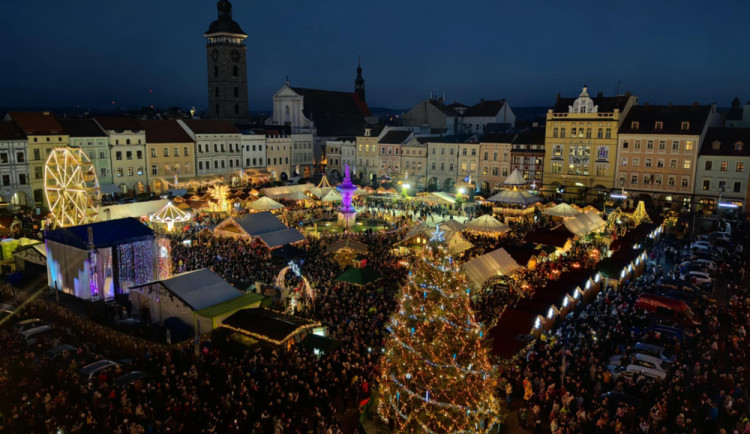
top-left (376, 244), bottom-right (503, 433)
top-left (156, 238), bottom-right (172, 280)
top-left (430, 224), bottom-right (446, 243)
top-left (149, 201), bottom-right (191, 231)
top-left (44, 147), bottom-right (100, 228)
top-left (116, 240), bottom-right (155, 292)
top-left (208, 184), bottom-right (230, 212)
top-left (275, 262), bottom-right (315, 314)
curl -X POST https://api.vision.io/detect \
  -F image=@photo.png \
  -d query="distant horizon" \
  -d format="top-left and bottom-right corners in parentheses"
top-left (1, 0), bottom-right (749, 113)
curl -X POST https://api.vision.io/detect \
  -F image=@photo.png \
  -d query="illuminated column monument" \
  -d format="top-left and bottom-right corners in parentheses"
top-left (337, 164), bottom-right (357, 229)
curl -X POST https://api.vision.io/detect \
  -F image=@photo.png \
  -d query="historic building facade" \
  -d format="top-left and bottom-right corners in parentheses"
top-left (94, 117), bottom-right (148, 195)
top-left (694, 127), bottom-right (750, 212)
top-left (137, 120), bottom-right (195, 194)
top-left (58, 119), bottom-right (112, 186)
top-left (179, 119), bottom-right (242, 185)
top-left (615, 104), bottom-right (718, 210)
top-left (542, 86), bottom-right (637, 203)
top-left (0, 122), bottom-right (31, 207)
top-left (205, 0), bottom-right (249, 122)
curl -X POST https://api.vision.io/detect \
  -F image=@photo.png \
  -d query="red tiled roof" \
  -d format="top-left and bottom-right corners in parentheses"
top-left (136, 120), bottom-right (193, 143)
top-left (7, 112), bottom-right (64, 135)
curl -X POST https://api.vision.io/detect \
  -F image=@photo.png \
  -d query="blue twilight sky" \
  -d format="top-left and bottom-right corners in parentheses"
top-left (1, 0), bottom-right (749, 112)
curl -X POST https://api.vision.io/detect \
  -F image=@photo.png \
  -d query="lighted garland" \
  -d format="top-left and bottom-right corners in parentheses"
top-left (376, 244), bottom-right (503, 432)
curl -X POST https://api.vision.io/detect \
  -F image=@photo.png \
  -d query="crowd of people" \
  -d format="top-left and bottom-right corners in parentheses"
top-left (501, 232), bottom-right (750, 433)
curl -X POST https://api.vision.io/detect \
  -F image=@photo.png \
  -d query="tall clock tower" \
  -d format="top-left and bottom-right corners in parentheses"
top-left (204, 0), bottom-right (249, 123)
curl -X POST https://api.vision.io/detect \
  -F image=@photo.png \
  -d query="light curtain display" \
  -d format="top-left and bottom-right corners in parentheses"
top-left (117, 240), bottom-right (155, 293)
top-left (377, 244), bottom-right (503, 433)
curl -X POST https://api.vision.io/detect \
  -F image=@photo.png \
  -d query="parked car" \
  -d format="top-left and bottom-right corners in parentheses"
top-left (608, 352), bottom-right (669, 371)
top-left (635, 294), bottom-right (700, 327)
top-left (631, 342), bottom-right (677, 363)
top-left (79, 360), bottom-right (120, 383)
top-left (680, 271), bottom-right (713, 287)
top-left (609, 363), bottom-right (666, 381)
top-left (20, 325), bottom-right (52, 346)
top-left (33, 344), bottom-right (78, 367)
top-left (689, 241), bottom-right (711, 252)
top-left (13, 318), bottom-right (45, 333)
top-left (689, 258), bottom-right (717, 271)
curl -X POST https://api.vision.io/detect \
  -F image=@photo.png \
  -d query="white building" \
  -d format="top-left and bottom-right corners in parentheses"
top-left (241, 132), bottom-right (266, 170)
top-left (0, 122), bottom-right (31, 207)
top-left (461, 99), bottom-right (516, 135)
top-left (694, 127), bottom-right (750, 211)
top-left (291, 133), bottom-right (314, 178)
top-left (178, 119), bottom-right (242, 185)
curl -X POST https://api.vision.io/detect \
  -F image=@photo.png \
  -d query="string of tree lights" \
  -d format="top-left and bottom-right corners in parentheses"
top-left (376, 241), bottom-right (504, 433)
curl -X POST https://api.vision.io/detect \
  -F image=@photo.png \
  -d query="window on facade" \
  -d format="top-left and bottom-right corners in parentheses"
top-left (736, 142), bottom-right (744, 151)
top-left (174, 147), bottom-right (179, 157)
top-left (659, 141), bottom-right (666, 151)
top-left (702, 180), bottom-right (710, 190)
top-left (657, 159), bottom-right (664, 168)
top-left (621, 157), bottom-right (627, 166)
top-left (686, 141), bottom-right (693, 151)
top-left (705, 161), bottom-right (712, 171)
top-left (15, 152), bottom-right (24, 163)
top-left (152, 165), bottom-right (158, 175)
top-left (721, 161), bottom-right (728, 171)
top-left (493, 167), bottom-right (500, 176)
top-left (127, 151), bottom-right (135, 160)
top-left (668, 176), bottom-right (675, 186)
top-left (440, 163), bottom-right (445, 171)
top-left (33, 149), bottom-right (40, 160)
top-left (449, 163), bottom-right (454, 171)
top-left (164, 148), bottom-right (169, 157)
top-left (233, 65), bottom-right (238, 77)
top-left (16, 174), bottom-right (25, 186)
top-left (681, 122), bottom-right (689, 130)
top-left (553, 146), bottom-right (563, 158)
top-left (471, 149), bottom-right (476, 156)
top-left (719, 180), bottom-right (726, 191)
top-left (631, 121), bottom-right (639, 129)
top-left (622, 141), bottom-right (629, 150)
top-left (597, 128), bottom-right (602, 138)
top-left (0, 153), bottom-right (7, 164)
top-left (184, 147), bottom-right (189, 156)
top-left (483, 152), bottom-right (488, 161)
top-left (605, 128), bottom-right (611, 139)
top-left (1, 175), bottom-right (8, 186)
top-left (100, 168), bottom-right (106, 177)
top-left (735, 182), bottom-right (742, 193)
top-left (561, 128), bottom-right (566, 138)
top-left (643, 175), bottom-right (651, 185)
top-left (654, 175), bottom-right (662, 186)
top-left (115, 151), bottom-right (122, 161)
top-left (634, 140), bottom-right (641, 150)
top-left (631, 175), bottom-right (638, 184)
top-left (431, 163), bottom-right (436, 170)
top-left (681, 177), bottom-right (689, 188)
top-left (645, 158), bottom-right (652, 168)
top-left (737, 162), bottom-right (745, 172)
top-left (553, 128), bottom-right (558, 138)
top-left (672, 141), bottom-right (679, 151)
top-left (632, 158), bottom-right (640, 167)
top-left (655, 122), bottom-right (663, 130)
top-left (116, 168), bottom-right (123, 177)
top-left (595, 164), bottom-right (607, 177)
top-left (597, 146), bottom-right (608, 160)
top-left (127, 167), bottom-right (133, 176)
top-left (586, 128), bottom-right (592, 138)
top-left (683, 160), bottom-right (691, 169)
top-left (647, 141), bottom-right (654, 150)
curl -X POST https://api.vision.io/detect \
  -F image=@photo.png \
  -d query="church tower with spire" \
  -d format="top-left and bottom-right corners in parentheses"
top-left (204, 0), bottom-right (249, 122)
top-left (354, 59), bottom-right (366, 103)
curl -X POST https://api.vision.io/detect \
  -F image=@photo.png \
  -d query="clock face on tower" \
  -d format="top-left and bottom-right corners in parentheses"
top-left (211, 49), bottom-right (219, 61)
top-left (231, 49), bottom-right (240, 62)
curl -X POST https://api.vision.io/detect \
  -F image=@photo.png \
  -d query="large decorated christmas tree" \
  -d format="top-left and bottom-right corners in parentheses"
top-left (376, 228), bottom-right (503, 432)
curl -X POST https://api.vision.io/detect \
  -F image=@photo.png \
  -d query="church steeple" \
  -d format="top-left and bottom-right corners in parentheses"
top-left (217, 0), bottom-right (232, 20)
top-left (354, 57), bottom-right (366, 103)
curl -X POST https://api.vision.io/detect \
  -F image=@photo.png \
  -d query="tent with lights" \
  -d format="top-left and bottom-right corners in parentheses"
top-left (220, 307), bottom-right (321, 346)
top-left (321, 190), bottom-right (342, 202)
top-left (486, 189), bottom-right (540, 206)
top-left (214, 211), bottom-right (305, 248)
top-left (248, 196), bottom-right (284, 211)
top-left (463, 215), bottom-right (510, 234)
top-left (400, 224), bottom-right (472, 256)
top-left (99, 199), bottom-right (170, 221)
top-left (262, 183), bottom-right (315, 198)
top-left (45, 218), bottom-right (155, 301)
top-left (563, 211), bottom-right (607, 237)
top-left (149, 201), bottom-right (191, 231)
top-left (461, 248), bottom-right (522, 289)
top-left (542, 203), bottom-right (581, 218)
top-left (129, 268), bottom-right (264, 334)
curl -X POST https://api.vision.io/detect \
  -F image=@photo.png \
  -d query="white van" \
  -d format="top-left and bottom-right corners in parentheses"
top-left (20, 325), bottom-right (52, 346)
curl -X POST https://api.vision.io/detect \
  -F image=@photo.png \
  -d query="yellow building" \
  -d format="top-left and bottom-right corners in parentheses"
top-left (542, 86), bottom-right (637, 203)
top-left (137, 120), bottom-right (195, 194)
top-left (356, 125), bottom-right (384, 185)
top-left (5, 112), bottom-right (69, 207)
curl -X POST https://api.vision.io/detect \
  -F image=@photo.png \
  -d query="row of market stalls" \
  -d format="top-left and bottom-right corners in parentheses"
top-left (488, 219), bottom-right (663, 361)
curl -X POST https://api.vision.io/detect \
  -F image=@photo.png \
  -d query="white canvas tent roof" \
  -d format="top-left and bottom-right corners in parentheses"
top-left (461, 248), bottom-right (521, 288)
top-left (249, 196), bottom-right (284, 211)
top-left (486, 189), bottom-right (540, 205)
top-left (283, 191), bottom-right (311, 201)
top-left (563, 211), bottom-right (607, 236)
top-left (543, 203), bottom-right (581, 218)
top-left (430, 192), bottom-right (457, 204)
top-left (100, 199), bottom-right (169, 221)
top-left (464, 215), bottom-right (510, 234)
top-left (262, 183), bottom-right (315, 198)
top-left (321, 190), bottom-right (342, 202)
top-left (503, 169), bottom-right (526, 186)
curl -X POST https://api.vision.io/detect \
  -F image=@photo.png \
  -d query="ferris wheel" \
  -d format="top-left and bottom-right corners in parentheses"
top-left (44, 147), bottom-right (101, 228)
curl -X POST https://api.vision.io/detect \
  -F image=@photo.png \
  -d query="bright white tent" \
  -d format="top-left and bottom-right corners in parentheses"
top-left (543, 203), bottom-right (582, 218)
top-left (464, 215), bottom-right (510, 234)
top-left (321, 190), bottom-right (342, 202)
top-left (461, 248), bottom-right (521, 288)
top-left (563, 211), bottom-right (607, 236)
top-left (486, 189), bottom-right (540, 206)
top-left (249, 196), bottom-right (284, 211)
top-left (503, 169), bottom-right (527, 186)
